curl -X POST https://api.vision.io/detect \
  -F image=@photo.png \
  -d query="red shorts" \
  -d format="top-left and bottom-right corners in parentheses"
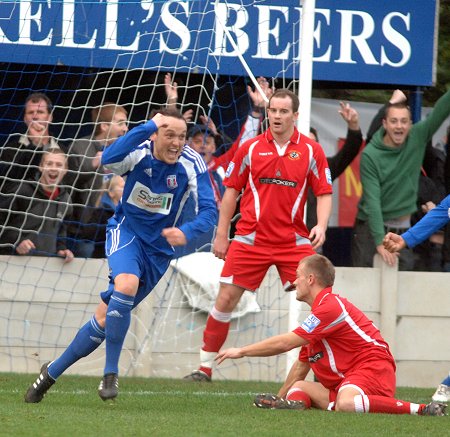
top-left (328, 359), bottom-right (396, 404)
top-left (220, 240), bottom-right (315, 291)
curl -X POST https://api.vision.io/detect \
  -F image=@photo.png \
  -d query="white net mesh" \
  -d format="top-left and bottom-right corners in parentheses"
top-left (0, 0), bottom-right (298, 381)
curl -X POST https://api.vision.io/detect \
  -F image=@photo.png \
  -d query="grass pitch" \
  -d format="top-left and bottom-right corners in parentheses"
top-left (0, 373), bottom-right (448, 437)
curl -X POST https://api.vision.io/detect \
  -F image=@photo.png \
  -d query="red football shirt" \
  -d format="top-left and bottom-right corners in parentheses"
top-left (224, 127), bottom-right (332, 247)
top-left (295, 287), bottom-right (396, 391)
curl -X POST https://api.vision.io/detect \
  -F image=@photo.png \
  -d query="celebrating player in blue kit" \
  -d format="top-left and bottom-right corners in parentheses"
top-left (24, 108), bottom-right (217, 403)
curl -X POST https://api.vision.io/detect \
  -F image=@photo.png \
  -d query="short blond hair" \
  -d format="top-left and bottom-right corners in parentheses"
top-left (299, 254), bottom-right (335, 287)
top-left (95, 175), bottom-right (124, 207)
top-left (92, 103), bottom-right (128, 136)
top-left (40, 147), bottom-right (67, 167)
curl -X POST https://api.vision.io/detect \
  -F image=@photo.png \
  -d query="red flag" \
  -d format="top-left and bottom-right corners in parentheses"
top-left (337, 138), bottom-right (365, 227)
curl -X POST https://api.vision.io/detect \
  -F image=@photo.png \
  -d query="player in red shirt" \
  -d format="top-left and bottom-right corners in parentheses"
top-left (184, 89), bottom-right (333, 382)
top-left (216, 254), bottom-right (446, 416)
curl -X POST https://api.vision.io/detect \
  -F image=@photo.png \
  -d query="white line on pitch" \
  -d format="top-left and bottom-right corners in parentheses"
top-left (1, 388), bottom-right (257, 397)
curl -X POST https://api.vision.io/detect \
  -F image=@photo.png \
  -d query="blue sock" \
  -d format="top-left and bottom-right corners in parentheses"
top-left (48, 316), bottom-right (105, 380)
top-left (442, 374), bottom-right (450, 386)
top-left (104, 290), bottom-right (134, 375)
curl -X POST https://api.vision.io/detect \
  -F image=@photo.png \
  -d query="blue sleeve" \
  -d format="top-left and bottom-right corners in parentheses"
top-left (101, 120), bottom-right (158, 165)
top-left (402, 195), bottom-right (450, 248)
top-left (177, 171), bottom-right (218, 242)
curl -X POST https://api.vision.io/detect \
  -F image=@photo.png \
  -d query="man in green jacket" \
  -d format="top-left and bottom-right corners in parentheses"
top-left (352, 88), bottom-right (450, 270)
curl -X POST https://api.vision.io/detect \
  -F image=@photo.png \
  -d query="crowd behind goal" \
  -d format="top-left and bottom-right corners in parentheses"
top-left (1, 74), bottom-right (450, 409)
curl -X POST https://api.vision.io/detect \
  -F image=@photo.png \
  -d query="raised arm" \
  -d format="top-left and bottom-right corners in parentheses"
top-left (327, 102), bottom-right (363, 180)
top-left (247, 76), bottom-right (273, 118)
top-left (164, 72), bottom-right (193, 122)
top-left (101, 113), bottom-right (169, 174)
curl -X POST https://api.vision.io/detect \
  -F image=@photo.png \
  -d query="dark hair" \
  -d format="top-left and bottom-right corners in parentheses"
top-left (384, 102), bottom-right (411, 120)
top-left (310, 127), bottom-right (319, 142)
top-left (187, 124), bottom-right (214, 139)
top-left (154, 107), bottom-right (185, 120)
top-left (25, 93), bottom-right (53, 113)
top-left (300, 254), bottom-right (335, 287)
top-left (147, 108), bottom-right (187, 132)
top-left (269, 89), bottom-right (299, 113)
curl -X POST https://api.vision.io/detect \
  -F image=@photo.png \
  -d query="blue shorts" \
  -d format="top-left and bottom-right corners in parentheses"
top-left (100, 218), bottom-right (172, 308)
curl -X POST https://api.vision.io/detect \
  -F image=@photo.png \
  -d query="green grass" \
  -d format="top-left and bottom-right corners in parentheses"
top-left (0, 373), bottom-right (448, 437)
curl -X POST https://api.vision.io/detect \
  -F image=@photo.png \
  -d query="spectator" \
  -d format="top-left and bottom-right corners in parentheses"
top-left (184, 88), bottom-right (332, 382)
top-left (187, 124), bottom-right (226, 206)
top-left (411, 172), bottom-right (444, 271)
top-left (207, 76), bottom-right (273, 174)
top-left (24, 109), bottom-right (217, 403)
top-left (208, 77), bottom-right (273, 239)
top-left (367, 91), bottom-right (447, 271)
top-left (0, 147), bottom-right (74, 262)
top-left (82, 175), bottom-right (125, 258)
top-left (351, 88), bottom-right (450, 270)
top-left (215, 254), bottom-right (446, 416)
top-left (174, 125), bottom-right (225, 257)
top-left (65, 103), bottom-right (129, 257)
top-left (414, 135), bottom-right (447, 271)
top-left (0, 93), bottom-right (61, 196)
top-left (164, 72), bottom-right (236, 155)
top-left (172, 77), bottom-right (271, 257)
top-left (306, 101), bottom-right (364, 231)
top-left (383, 194), bottom-right (450, 404)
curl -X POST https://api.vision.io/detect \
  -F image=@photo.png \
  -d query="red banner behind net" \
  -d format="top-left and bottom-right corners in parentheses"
top-left (337, 138), bottom-right (366, 227)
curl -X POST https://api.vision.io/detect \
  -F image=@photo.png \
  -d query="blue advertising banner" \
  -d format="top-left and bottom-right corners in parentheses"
top-left (0, 0), bottom-right (438, 86)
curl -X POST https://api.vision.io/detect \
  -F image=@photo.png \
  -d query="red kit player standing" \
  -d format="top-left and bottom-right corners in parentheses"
top-left (185, 89), bottom-right (333, 382)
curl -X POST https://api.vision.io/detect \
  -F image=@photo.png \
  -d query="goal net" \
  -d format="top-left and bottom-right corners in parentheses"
top-left (0, 0), bottom-right (302, 381)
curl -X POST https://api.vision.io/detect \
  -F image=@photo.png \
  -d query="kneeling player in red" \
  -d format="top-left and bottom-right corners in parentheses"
top-left (216, 254), bottom-right (447, 416)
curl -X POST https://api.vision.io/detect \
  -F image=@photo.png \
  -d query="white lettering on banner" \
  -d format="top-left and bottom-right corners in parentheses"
top-left (99, 0), bottom-right (154, 51)
top-left (334, 9), bottom-right (411, 66)
top-left (213, 2), bottom-right (249, 56)
top-left (380, 12), bottom-right (411, 67)
top-left (312, 8), bottom-right (332, 63)
top-left (18, 0), bottom-right (52, 46)
top-left (253, 5), bottom-right (290, 60)
top-left (0, 0), bottom-right (416, 72)
top-left (55, 0), bottom-right (98, 49)
top-left (336, 10), bottom-right (379, 65)
top-left (160, 0), bottom-right (190, 55)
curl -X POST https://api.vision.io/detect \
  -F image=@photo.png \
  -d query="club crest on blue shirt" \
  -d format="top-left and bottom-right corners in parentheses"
top-left (167, 175), bottom-right (178, 189)
top-left (301, 314), bottom-right (321, 333)
top-left (325, 168), bottom-right (332, 185)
